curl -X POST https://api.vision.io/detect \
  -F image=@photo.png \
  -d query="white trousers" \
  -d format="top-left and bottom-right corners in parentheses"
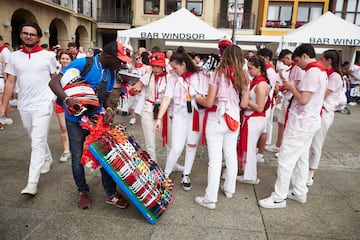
top-left (164, 108), bottom-right (203, 176)
top-left (243, 116), bottom-right (267, 181)
top-left (19, 105), bottom-right (53, 184)
top-left (265, 106), bottom-right (275, 144)
top-left (204, 113), bottom-right (239, 202)
top-left (141, 104), bottom-right (157, 162)
top-left (309, 111), bottom-right (334, 169)
top-left (272, 127), bottom-right (316, 200)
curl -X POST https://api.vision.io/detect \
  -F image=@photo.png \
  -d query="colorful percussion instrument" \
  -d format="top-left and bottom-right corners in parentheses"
top-left (81, 114), bottom-right (173, 224)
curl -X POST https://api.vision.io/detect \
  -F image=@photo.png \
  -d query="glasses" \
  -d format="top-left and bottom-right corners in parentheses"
top-left (22, 32), bottom-right (38, 38)
top-left (135, 56), bottom-right (141, 60)
top-left (149, 55), bottom-right (161, 60)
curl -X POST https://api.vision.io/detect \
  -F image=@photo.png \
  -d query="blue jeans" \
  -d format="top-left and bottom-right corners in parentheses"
top-left (66, 119), bottom-right (116, 196)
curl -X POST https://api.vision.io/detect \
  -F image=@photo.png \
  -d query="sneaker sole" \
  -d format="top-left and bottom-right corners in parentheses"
top-left (182, 186), bottom-right (192, 191)
top-left (194, 197), bottom-right (215, 210)
top-left (105, 201), bottom-right (129, 209)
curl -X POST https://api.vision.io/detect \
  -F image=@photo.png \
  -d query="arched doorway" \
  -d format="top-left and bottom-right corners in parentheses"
top-left (11, 9), bottom-right (37, 49)
top-left (49, 19), bottom-right (69, 49)
top-left (74, 25), bottom-right (89, 49)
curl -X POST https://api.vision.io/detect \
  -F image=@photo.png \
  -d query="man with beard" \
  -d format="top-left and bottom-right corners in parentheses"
top-left (0, 22), bottom-right (57, 195)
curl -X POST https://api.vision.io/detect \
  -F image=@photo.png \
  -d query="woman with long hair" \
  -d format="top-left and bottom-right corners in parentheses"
top-left (194, 45), bottom-right (249, 209)
top-left (307, 49), bottom-right (343, 186)
top-left (55, 49), bottom-right (75, 162)
top-left (237, 55), bottom-right (270, 184)
top-left (154, 46), bottom-right (209, 191)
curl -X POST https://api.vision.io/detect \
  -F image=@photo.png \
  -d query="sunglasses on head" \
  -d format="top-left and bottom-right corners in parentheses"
top-left (149, 55), bottom-right (161, 60)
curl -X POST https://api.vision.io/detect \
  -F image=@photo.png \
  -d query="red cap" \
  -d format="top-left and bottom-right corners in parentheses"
top-left (150, 52), bottom-right (166, 68)
top-left (103, 41), bottom-right (132, 62)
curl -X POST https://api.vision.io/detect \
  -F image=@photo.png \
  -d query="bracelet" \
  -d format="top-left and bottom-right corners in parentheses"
top-left (156, 118), bottom-right (162, 121)
top-left (63, 96), bottom-right (70, 105)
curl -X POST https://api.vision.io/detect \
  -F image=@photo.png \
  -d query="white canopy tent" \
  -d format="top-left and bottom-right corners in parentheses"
top-left (281, 12), bottom-right (360, 62)
top-left (117, 8), bottom-right (229, 41)
top-left (117, 8), bottom-right (229, 54)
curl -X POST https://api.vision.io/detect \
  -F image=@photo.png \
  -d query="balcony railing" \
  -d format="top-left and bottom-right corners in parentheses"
top-left (218, 12), bottom-right (256, 29)
top-left (97, 8), bottom-right (132, 24)
top-left (48, 0), bottom-right (73, 10)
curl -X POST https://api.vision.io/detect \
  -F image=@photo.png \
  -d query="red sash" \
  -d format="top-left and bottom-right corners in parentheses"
top-left (237, 111), bottom-right (266, 167)
top-left (201, 105), bottom-right (217, 145)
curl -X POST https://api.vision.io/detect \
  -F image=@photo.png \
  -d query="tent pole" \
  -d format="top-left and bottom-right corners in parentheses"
top-left (231, 0), bottom-right (238, 44)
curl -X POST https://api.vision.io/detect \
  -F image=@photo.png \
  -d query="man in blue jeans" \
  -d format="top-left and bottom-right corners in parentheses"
top-left (49, 41), bottom-right (131, 209)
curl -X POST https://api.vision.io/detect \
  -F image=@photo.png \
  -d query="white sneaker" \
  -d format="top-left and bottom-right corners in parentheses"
top-left (236, 176), bottom-right (260, 184)
top-left (60, 151), bottom-right (71, 162)
top-left (0, 118), bottom-right (13, 125)
top-left (306, 178), bottom-right (314, 186)
top-left (348, 101), bottom-right (357, 106)
top-left (287, 190), bottom-right (307, 203)
top-left (9, 99), bottom-right (17, 107)
top-left (40, 159), bottom-right (53, 174)
top-left (256, 153), bottom-right (265, 163)
top-left (236, 175), bottom-right (260, 184)
top-left (181, 174), bottom-right (192, 191)
top-left (21, 183), bottom-right (38, 195)
top-left (173, 163), bottom-right (184, 172)
top-left (221, 186), bottom-right (233, 199)
top-left (275, 152), bottom-right (279, 158)
top-left (194, 196), bottom-right (216, 210)
top-left (129, 118), bottom-right (136, 125)
top-left (265, 144), bottom-right (280, 153)
top-left (259, 196), bottom-right (286, 209)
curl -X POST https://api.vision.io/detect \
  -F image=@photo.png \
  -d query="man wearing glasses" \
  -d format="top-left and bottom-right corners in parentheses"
top-left (0, 22), bottom-right (57, 195)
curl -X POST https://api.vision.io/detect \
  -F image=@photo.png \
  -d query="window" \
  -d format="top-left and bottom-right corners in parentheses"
top-left (144, 0), bottom-right (160, 14)
top-left (334, 0), bottom-right (360, 25)
top-left (296, 3), bottom-right (323, 28)
top-left (266, 2), bottom-right (293, 28)
top-left (186, 0), bottom-right (203, 16)
top-left (165, 0), bottom-right (181, 15)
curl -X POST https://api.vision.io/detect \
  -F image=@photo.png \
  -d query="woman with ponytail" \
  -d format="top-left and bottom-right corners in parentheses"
top-left (154, 46), bottom-right (209, 191)
top-left (237, 55), bottom-right (270, 185)
top-left (307, 49), bottom-right (343, 186)
top-left (194, 45), bottom-right (249, 209)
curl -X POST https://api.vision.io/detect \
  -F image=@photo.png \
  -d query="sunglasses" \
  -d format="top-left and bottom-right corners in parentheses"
top-left (135, 56), bottom-right (141, 60)
top-left (149, 55), bottom-right (161, 60)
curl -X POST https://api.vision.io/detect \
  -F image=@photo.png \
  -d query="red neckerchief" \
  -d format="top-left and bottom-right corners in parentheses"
top-left (250, 74), bottom-right (267, 90)
top-left (135, 63), bottom-right (144, 68)
top-left (154, 71), bottom-right (166, 81)
top-left (182, 71), bottom-right (193, 81)
top-left (0, 45), bottom-right (6, 53)
top-left (21, 45), bottom-right (43, 59)
top-left (356, 63), bottom-right (360, 67)
top-left (326, 68), bottom-right (335, 76)
top-left (305, 61), bottom-right (327, 72)
top-left (286, 61), bottom-right (297, 72)
top-left (265, 62), bottom-right (274, 69)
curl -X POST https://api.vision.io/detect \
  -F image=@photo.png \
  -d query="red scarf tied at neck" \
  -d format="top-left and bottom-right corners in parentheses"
top-left (154, 71), bottom-right (167, 81)
top-left (305, 61), bottom-right (327, 72)
top-left (326, 68), bottom-right (335, 76)
top-left (21, 45), bottom-right (43, 59)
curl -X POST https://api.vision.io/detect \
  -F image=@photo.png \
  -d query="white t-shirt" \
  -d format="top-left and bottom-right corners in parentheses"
top-left (287, 67), bottom-right (327, 132)
top-left (0, 46), bottom-right (11, 78)
top-left (349, 64), bottom-right (360, 84)
top-left (324, 71), bottom-right (343, 112)
top-left (5, 49), bottom-right (57, 110)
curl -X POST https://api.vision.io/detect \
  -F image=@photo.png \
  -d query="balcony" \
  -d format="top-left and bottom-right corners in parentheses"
top-left (97, 8), bottom-right (132, 24)
top-left (218, 12), bottom-right (256, 30)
